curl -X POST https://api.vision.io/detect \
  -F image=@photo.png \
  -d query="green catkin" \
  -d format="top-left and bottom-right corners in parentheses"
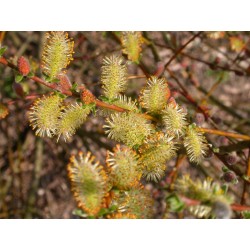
top-left (121, 32), bottom-right (143, 63)
top-left (140, 76), bottom-right (170, 114)
top-left (28, 95), bottom-right (63, 138)
top-left (176, 175), bottom-right (233, 218)
top-left (183, 125), bottom-right (209, 163)
top-left (162, 103), bottom-right (188, 137)
top-left (41, 31), bottom-right (74, 80)
top-left (103, 112), bottom-right (154, 148)
top-left (106, 145), bottom-right (141, 190)
top-left (67, 152), bottom-right (107, 216)
top-left (111, 185), bottom-right (154, 218)
top-left (56, 102), bottom-right (91, 141)
top-left (101, 55), bottom-right (128, 99)
top-left (139, 133), bottom-right (177, 182)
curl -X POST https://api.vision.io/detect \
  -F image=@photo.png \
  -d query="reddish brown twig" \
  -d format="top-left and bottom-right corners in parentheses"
top-left (198, 127), bottom-right (250, 141)
top-left (1, 55), bottom-right (249, 138)
top-left (241, 148), bottom-right (250, 204)
top-left (164, 31), bottom-right (202, 69)
top-left (180, 196), bottom-right (250, 211)
top-left (169, 155), bottom-right (187, 190)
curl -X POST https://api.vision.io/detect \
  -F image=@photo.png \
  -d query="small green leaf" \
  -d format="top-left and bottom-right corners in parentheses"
top-left (51, 78), bottom-right (60, 83)
top-left (72, 208), bottom-right (88, 218)
top-left (222, 166), bottom-right (229, 172)
top-left (55, 91), bottom-right (66, 99)
top-left (15, 74), bottom-right (24, 83)
top-left (43, 74), bottom-right (51, 82)
top-left (0, 46), bottom-right (7, 57)
top-left (84, 103), bottom-right (96, 112)
top-left (242, 175), bottom-right (250, 182)
top-left (70, 83), bottom-right (78, 92)
top-left (221, 184), bottom-right (228, 194)
top-left (166, 194), bottom-right (185, 212)
top-left (213, 147), bottom-right (220, 153)
top-left (97, 208), bottom-right (109, 217)
top-left (99, 96), bottom-right (113, 103)
top-left (241, 211), bottom-right (250, 219)
top-left (27, 72), bottom-right (34, 77)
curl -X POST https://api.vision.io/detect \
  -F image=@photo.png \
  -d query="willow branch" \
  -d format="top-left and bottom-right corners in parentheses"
top-left (180, 196), bottom-right (250, 211)
top-left (164, 31), bottom-right (202, 69)
top-left (198, 127), bottom-right (250, 141)
top-left (241, 148), bottom-right (250, 204)
top-left (1, 55), bottom-right (249, 139)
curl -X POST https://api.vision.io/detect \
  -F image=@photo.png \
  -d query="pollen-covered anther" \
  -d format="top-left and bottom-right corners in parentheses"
top-left (106, 145), bottom-right (141, 190)
top-left (17, 56), bottom-right (30, 76)
top-left (101, 55), bottom-right (128, 99)
top-left (28, 94), bottom-right (63, 137)
top-left (67, 151), bottom-right (108, 216)
top-left (41, 31), bottom-right (74, 80)
top-left (139, 76), bottom-right (170, 114)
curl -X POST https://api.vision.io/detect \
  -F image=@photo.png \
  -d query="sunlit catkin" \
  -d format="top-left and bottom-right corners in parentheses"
top-left (101, 55), bottom-right (128, 99)
top-left (67, 152), bottom-right (108, 216)
top-left (139, 133), bottom-right (177, 182)
top-left (121, 32), bottom-right (143, 63)
top-left (56, 102), bottom-right (91, 141)
top-left (28, 94), bottom-right (63, 137)
top-left (41, 31), bottom-right (74, 80)
top-left (112, 185), bottom-right (154, 218)
top-left (183, 125), bottom-right (209, 163)
top-left (106, 145), bottom-right (141, 190)
top-left (162, 103), bottom-right (187, 137)
top-left (140, 76), bottom-right (170, 114)
top-left (104, 112), bottom-right (153, 148)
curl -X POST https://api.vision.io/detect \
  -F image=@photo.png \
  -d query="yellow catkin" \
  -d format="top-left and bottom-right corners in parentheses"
top-left (106, 145), bottom-right (141, 190)
top-left (183, 125), bottom-right (209, 163)
top-left (67, 152), bottom-right (108, 216)
top-left (41, 31), bottom-right (74, 80)
top-left (139, 133), bottom-right (177, 182)
top-left (140, 76), bottom-right (170, 114)
top-left (104, 112), bottom-right (154, 148)
top-left (101, 55), bottom-right (127, 99)
top-left (28, 95), bottom-right (63, 137)
top-left (121, 32), bottom-right (143, 63)
top-left (56, 102), bottom-right (91, 141)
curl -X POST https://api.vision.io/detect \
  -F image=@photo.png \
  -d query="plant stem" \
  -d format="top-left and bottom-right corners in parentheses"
top-left (1, 55), bottom-right (249, 139)
top-left (241, 148), bottom-right (250, 205)
top-left (164, 32), bottom-right (202, 69)
top-left (198, 127), bottom-right (250, 141)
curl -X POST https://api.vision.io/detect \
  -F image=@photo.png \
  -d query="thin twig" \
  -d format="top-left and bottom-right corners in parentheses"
top-left (164, 32), bottom-right (202, 69)
top-left (198, 127), bottom-right (250, 141)
top-left (241, 148), bottom-right (250, 204)
top-left (1, 54), bottom-right (249, 139)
